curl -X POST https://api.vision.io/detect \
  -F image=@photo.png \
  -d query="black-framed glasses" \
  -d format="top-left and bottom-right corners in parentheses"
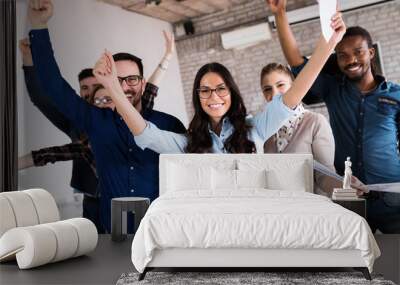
top-left (94, 96), bottom-right (113, 106)
top-left (197, 86), bottom-right (229, 99)
top-left (118, 75), bottom-right (143, 87)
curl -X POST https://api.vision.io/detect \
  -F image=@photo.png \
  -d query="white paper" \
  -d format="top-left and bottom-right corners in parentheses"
top-left (367, 183), bottom-right (400, 194)
top-left (314, 160), bottom-right (400, 194)
top-left (314, 160), bottom-right (343, 182)
top-left (319, 0), bottom-right (337, 42)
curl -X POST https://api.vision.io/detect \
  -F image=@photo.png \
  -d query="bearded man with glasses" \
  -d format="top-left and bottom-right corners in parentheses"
top-left (27, 0), bottom-right (186, 233)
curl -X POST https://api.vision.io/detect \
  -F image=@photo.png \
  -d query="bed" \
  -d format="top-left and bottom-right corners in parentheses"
top-left (131, 154), bottom-right (380, 280)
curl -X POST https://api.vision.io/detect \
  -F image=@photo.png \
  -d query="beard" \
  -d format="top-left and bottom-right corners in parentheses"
top-left (343, 63), bottom-right (370, 82)
top-left (125, 86), bottom-right (143, 108)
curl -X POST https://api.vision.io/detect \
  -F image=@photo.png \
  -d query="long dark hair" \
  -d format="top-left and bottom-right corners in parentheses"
top-left (185, 62), bottom-right (256, 154)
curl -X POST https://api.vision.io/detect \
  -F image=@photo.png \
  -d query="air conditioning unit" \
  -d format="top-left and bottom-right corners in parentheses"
top-left (221, 22), bottom-right (272, 50)
top-left (268, 0), bottom-right (394, 28)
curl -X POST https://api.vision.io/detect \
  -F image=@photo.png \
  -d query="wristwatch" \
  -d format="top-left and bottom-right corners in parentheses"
top-left (159, 62), bottom-right (168, 70)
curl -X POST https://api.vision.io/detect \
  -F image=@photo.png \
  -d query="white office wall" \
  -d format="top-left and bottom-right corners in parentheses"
top-left (16, 0), bottom-right (188, 219)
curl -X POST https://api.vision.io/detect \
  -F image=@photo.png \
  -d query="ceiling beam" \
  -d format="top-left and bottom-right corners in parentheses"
top-left (98, 0), bottom-right (237, 23)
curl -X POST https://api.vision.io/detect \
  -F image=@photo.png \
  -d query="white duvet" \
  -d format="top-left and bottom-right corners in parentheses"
top-left (131, 190), bottom-right (380, 273)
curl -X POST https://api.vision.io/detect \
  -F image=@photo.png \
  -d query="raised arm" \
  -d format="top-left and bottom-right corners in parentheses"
top-left (19, 141), bottom-right (97, 175)
top-left (94, 51), bottom-right (147, 135)
top-left (18, 154), bottom-right (34, 170)
top-left (93, 51), bottom-right (187, 153)
top-left (141, 31), bottom-right (175, 112)
top-left (267, 0), bottom-right (304, 66)
top-left (147, 31), bottom-right (174, 86)
top-left (20, 38), bottom-right (74, 136)
top-left (28, 0), bottom-right (98, 134)
top-left (280, 12), bottom-right (345, 108)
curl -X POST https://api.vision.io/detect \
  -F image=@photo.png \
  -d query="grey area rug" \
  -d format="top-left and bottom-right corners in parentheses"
top-left (116, 272), bottom-right (396, 285)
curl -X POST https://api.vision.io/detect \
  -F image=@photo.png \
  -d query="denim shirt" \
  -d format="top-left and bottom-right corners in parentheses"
top-left (292, 56), bottom-right (400, 184)
top-left (135, 94), bottom-right (294, 154)
top-left (29, 29), bottom-right (186, 232)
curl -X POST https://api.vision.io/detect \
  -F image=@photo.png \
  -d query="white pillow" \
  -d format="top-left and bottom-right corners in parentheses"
top-left (236, 169), bottom-right (267, 189)
top-left (237, 158), bottom-right (309, 192)
top-left (211, 169), bottom-right (268, 190)
top-left (167, 162), bottom-right (212, 191)
top-left (212, 168), bottom-right (237, 190)
top-left (266, 166), bottom-right (307, 191)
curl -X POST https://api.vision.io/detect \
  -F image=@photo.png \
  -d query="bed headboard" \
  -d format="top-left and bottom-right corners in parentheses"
top-left (159, 154), bottom-right (314, 195)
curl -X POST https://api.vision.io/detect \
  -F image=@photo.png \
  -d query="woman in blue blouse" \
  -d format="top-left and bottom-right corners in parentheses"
top-left (94, 13), bottom-right (346, 155)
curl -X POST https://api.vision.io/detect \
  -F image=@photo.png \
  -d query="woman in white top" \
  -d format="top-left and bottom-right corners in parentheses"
top-left (93, 12), bottom-right (347, 156)
top-left (261, 63), bottom-right (365, 195)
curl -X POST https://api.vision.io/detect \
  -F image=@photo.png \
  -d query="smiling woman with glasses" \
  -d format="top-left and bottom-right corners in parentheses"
top-left (94, 13), bottom-right (347, 155)
top-left (197, 85), bottom-right (229, 99)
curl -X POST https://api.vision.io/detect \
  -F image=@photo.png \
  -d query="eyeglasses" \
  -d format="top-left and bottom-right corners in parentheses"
top-left (94, 96), bottom-right (113, 106)
top-left (118, 75), bottom-right (143, 87)
top-left (197, 86), bottom-right (230, 99)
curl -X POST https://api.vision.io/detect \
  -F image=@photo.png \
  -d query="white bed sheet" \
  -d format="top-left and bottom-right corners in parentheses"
top-left (131, 190), bottom-right (380, 273)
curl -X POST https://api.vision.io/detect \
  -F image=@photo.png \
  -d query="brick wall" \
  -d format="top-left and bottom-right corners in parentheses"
top-left (175, 0), bottom-right (400, 119)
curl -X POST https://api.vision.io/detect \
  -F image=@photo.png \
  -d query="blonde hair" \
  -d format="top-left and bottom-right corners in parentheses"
top-left (260, 63), bottom-right (294, 85)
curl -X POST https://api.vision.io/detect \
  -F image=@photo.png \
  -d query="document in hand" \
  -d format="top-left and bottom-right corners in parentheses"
top-left (313, 160), bottom-right (400, 194)
top-left (319, 0), bottom-right (337, 42)
top-left (314, 160), bottom-right (343, 181)
top-left (366, 183), bottom-right (400, 194)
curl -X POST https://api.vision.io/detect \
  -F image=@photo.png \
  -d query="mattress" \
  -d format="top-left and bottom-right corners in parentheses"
top-left (131, 190), bottom-right (380, 273)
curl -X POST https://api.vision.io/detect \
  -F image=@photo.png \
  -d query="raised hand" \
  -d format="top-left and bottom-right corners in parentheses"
top-left (329, 12), bottom-right (346, 45)
top-left (266, 0), bottom-right (287, 15)
top-left (19, 38), bottom-right (33, 66)
top-left (163, 30), bottom-right (175, 60)
top-left (93, 50), bottom-right (119, 90)
top-left (28, 0), bottom-right (53, 29)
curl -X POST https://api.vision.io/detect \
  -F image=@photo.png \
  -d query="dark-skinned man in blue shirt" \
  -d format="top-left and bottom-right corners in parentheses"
top-left (268, 0), bottom-right (400, 233)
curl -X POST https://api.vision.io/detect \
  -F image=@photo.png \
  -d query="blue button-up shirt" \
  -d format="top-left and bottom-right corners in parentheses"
top-left (29, 29), bottom-right (186, 232)
top-left (292, 57), bottom-right (400, 184)
top-left (135, 94), bottom-right (294, 154)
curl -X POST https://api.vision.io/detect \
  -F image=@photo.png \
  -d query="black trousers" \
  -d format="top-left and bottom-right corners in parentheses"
top-left (82, 195), bottom-right (105, 234)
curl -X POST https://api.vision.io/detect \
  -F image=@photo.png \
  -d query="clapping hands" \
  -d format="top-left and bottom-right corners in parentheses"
top-left (93, 50), bottom-right (119, 90)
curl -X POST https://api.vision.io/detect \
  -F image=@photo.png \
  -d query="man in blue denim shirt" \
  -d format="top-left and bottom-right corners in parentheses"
top-left (27, 1), bottom-right (186, 232)
top-left (269, 0), bottom-right (400, 233)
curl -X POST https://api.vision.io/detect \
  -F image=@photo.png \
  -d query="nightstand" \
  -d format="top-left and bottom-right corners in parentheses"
top-left (111, 197), bottom-right (150, 242)
top-left (332, 198), bottom-right (366, 218)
